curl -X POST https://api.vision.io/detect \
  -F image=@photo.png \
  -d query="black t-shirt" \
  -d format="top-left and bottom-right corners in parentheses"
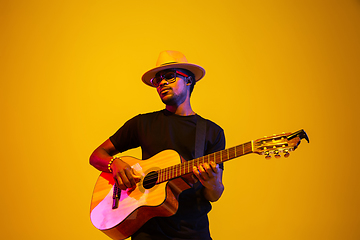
top-left (109, 109), bottom-right (225, 240)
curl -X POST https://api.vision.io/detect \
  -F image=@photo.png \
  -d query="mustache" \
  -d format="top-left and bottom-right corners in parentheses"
top-left (160, 86), bottom-right (171, 92)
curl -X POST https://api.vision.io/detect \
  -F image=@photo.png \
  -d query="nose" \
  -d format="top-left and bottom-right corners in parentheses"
top-left (158, 78), bottom-right (169, 87)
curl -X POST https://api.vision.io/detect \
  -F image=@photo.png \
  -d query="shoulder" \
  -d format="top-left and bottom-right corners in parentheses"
top-left (196, 114), bottom-right (224, 133)
top-left (128, 110), bottom-right (164, 121)
top-left (138, 109), bottom-right (165, 118)
top-left (125, 110), bottom-right (167, 127)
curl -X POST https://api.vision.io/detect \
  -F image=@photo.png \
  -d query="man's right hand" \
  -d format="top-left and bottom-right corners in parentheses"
top-left (90, 138), bottom-right (141, 190)
top-left (111, 158), bottom-right (141, 190)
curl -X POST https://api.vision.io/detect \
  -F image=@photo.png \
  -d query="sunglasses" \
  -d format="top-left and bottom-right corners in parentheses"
top-left (150, 70), bottom-right (189, 87)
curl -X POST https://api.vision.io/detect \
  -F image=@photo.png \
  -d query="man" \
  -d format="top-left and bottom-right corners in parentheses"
top-left (90, 50), bottom-right (225, 239)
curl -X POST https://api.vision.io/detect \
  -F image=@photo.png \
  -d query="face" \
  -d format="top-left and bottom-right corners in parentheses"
top-left (155, 69), bottom-right (191, 106)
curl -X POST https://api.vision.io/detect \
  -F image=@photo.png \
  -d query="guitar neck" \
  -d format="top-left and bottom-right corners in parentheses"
top-left (157, 141), bottom-right (253, 184)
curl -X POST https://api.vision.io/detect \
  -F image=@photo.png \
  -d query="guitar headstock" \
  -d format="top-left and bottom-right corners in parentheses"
top-left (253, 129), bottom-right (309, 159)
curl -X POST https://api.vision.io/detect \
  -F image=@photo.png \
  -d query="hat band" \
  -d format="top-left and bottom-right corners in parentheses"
top-left (160, 61), bottom-right (179, 66)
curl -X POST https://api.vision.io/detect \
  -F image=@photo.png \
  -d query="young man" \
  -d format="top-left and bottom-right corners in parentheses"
top-left (90, 50), bottom-right (225, 239)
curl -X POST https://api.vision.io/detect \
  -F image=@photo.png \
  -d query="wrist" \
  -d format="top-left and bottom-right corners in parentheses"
top-left (108, 156), bottom-right (121, 173)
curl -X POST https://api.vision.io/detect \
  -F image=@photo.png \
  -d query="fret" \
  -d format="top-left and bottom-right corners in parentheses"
top-left (157, 169), bottom-right (160, 183)
top-left (235, 145), bottom-right (241, 157)
top-left (221, 150), bottom-right (224, 162)
top-left (229, 147), bottom-right (235, 159)
top-left (169, 166), bottom-right (172, 180)
top-left (216, 151), bottom-right (220, 163)
top-left (157, 141), bottom-right (255, 183)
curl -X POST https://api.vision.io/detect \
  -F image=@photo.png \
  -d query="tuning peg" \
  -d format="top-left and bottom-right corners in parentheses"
top-left (265, 151), bottom-right (271, 160)
top-left (274, 150), bottom-right (281, 159)
top-left (284, 149), bottom-right (290, 158)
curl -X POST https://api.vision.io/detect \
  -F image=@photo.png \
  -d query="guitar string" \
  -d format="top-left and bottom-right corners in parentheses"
top-left (131, 140), bottom-right (280, 183)
top-left (142, 144), bottom-right (253, 183)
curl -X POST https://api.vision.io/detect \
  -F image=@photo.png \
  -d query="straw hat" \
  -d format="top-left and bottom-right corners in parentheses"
top-left (142, 50), bottom-right (206, 87)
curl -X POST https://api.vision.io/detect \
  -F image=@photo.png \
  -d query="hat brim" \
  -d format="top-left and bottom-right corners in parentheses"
top-left (142, 63), bottom-right (205, 87)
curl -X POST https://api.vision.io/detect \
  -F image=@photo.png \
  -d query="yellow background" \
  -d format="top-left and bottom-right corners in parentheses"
top-left (1, 0), bottom-right (359, 239)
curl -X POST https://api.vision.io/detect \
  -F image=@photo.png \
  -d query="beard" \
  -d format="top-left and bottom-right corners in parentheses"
top-left (159, 90), bottom-right (187, 106)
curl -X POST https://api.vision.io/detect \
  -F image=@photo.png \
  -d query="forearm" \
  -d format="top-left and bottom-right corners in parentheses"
top-left (90, 148), bottom-right (113, 172)
top-left (203, 182), bottom-right (224, 202)
top-left (89, 139), bottom-right (119, 172)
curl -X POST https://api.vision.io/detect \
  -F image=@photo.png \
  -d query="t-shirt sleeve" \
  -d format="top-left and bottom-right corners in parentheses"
top-left (109, 115), bottom-right (141, 153)
top-left (204, 120), bottom-right (226, 170)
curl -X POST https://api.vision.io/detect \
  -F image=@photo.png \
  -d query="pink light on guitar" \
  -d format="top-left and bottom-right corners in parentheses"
top-left (90, 129), bottom-right (309, 240)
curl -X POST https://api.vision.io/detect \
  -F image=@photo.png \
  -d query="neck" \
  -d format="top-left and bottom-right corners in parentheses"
top-left (165, 98), bottom-right (195, 116)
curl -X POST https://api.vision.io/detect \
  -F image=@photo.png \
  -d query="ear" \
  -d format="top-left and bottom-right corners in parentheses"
top-left (186, 76), bottom-right (193, 86)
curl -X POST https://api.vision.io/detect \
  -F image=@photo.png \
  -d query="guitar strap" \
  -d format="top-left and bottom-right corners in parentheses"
top-left (195, 116), bottom-right (207, 159)
top-left (193, 115), bottom-right (207, 190)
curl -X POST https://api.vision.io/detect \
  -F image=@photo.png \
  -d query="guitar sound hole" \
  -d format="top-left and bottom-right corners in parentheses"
top-left (143, 171), bottom-right (158, 189)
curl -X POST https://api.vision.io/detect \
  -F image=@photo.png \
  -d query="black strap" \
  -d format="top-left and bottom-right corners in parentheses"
top-left (195, 116), bottom-right (207, 158)
top-left (192, 116), bottom-right (207, 190)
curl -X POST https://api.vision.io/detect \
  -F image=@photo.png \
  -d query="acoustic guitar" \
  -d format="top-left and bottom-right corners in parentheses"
top-left (90, 129), bottom-right (309, 239)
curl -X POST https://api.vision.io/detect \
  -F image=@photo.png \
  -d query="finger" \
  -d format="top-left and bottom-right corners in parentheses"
top-left (131, 168), bottom-right (142, 183)
top-left (114, 174), bottom-right (127, 190)
top-left (209, 161), bottom-right (218, 173)
top-left (203, 163), bottom-right (215, 178)
top-left (120, 169), bottom-right (134, 188)
top-left (198, 165), bottom-right (210, 180)
top-left (193, 166), bottom-right (200, 178)
top-left (124, 167), bottom-right (137, 187)
top-left (204, 163), bottom-right (211, 172)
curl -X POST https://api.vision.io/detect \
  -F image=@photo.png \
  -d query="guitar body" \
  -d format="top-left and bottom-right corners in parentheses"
top-left (90, 150), bottom-right (192, 240)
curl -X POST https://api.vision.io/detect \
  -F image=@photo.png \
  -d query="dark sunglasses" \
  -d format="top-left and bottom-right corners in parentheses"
top-left (150, 70), bottom-right (189, 87)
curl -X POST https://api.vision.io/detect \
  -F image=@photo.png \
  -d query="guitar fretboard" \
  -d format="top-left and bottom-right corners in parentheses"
top-left (156, 141), bottom-right (253, 184)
